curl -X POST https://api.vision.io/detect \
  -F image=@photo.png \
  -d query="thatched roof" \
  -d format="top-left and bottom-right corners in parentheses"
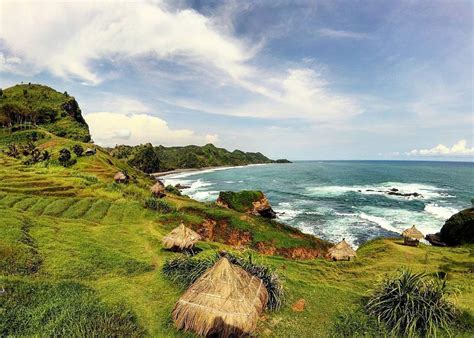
top-left (162, 223), bottom-right (201, 250)
top-left (150, 181), bottom-right (165, 195)
top-left (114, 171), bottom-right (127, 181)
top-left (172, 257), bottom-right (268, 336)
top-left (328, 239), bottom-right (357, 261)
top-left (402, 225), bottom-right (424, 239)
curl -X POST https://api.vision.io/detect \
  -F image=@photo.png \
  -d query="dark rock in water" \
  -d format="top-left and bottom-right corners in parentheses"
top-left (175, 183), bottom-right (190, 190)
top-left (366, 189), bottom-right (375, 192)
top-left (425, 233), bottom-right (448, 247)
top-left (390, 188), bottom-right (399, 192)
top-left (439, 208), bottom-right (474, 246)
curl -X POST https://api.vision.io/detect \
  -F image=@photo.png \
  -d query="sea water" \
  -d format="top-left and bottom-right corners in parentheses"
top-left (163, 161), bottom-right (474, 247)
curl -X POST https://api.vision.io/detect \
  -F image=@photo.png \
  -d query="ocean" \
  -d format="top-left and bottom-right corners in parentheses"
top-left (163, 161), bottom-right (474, 247)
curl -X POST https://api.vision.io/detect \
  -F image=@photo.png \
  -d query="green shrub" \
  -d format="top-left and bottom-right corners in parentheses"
top-left (58, 148), bottom-right (76, 167)
top-left (165, 184), bottom-right (181, 196)
top-left (366, 269), bottom-right (458, 337)
top-left (72, 144), bottom-right (84, 156)
top-left (143, 197), bottom-right (176, 213)
top-left (162, 252), bottom-right (284, 311)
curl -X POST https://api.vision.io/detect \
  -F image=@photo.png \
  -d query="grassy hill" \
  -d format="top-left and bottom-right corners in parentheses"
top-left (110, 143), bottom-right (277, 173)
top-left (0, 85), bottom-right (473, 336)
top-left (0, 83), bottom-right (90, 142)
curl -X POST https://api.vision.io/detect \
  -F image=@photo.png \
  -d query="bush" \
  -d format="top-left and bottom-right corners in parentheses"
top-left (162, 252), bottom-right (284, 311)
top-left (72, 144), bottom-right (84, 157)
top-left (143, 197), bottom-right (176, 213)
top-left (366, 269), bottom-right (458, 337)
top-left (58, 148), bottom-right (76, 167)
top-left (165, 184), bottom-right (181, 196)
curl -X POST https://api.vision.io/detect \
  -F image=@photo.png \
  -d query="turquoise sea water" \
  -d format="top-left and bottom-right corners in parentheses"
top-left (163, 161), bottom-right (474, 247)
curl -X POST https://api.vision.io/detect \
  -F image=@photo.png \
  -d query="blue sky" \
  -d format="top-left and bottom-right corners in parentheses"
top-left (0, 0), bottom-right (472, 160)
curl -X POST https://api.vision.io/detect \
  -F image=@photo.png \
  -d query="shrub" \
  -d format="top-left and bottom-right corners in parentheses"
top-left (72, 144), bottom-right (84, 156)
top-left (366, 269), bottom-right (458, 337)
top-left (165, 184), bottom-right (181, 196)
top-left (58, 148), bottom-right (76, 167)
top-left (162, 252), bottom-right (284, 311)
top-left (143, 197), bottom-right (176, 213)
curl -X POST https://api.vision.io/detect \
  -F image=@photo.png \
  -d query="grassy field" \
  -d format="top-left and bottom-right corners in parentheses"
top-left (1, 129), bottom-right (473, 337)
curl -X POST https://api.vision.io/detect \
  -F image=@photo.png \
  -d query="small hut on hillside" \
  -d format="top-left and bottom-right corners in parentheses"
top-left (150, 181), bottom-right (166, 198)
top-left (114, 171), bottom-right (128, 183)
top-left (327, 239), bottom-right (357, 261)
top-left (402, 225), bottom-right (424, 246)
top-left (162, 223), bottom-right (201, 251)
top-left (172, 257), bottom-right (268, 337)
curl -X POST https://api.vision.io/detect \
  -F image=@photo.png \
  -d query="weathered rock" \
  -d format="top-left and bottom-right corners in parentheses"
top-left (292, 299), bottom-right (306, 312)
top-left (175, 183), bottom-right (190, 190)
top-left (216, 190), bottom-right (276, 218)
top-left (425, 233), bottom-right (448, 247)
top-left (439, 208), bottom-right (474, 246)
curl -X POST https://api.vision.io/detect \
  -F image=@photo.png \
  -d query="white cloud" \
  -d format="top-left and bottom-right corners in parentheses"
top-left (317, 28), bottom-right (370, 39)
top-left (86, 112), bottom-right (217, 147)
top-left (0, 0), bottom-right (252, 85)
top-left (407, 140), bottom-right (474, 157)
top-left (0, 0), bottom-right (360, 123)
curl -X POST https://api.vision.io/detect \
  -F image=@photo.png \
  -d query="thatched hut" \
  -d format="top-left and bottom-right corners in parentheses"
top-left (150, 181), bottom-right (165, 198)
top-left (327, 239), bottom-right (357, 261)
top-left (162, 223), bottom-right (201, 251)
top-left (85, 148), bottom-right (96, 156)
top-left (402, 225), bottom-right (424, 246)
top-left (172, 257), bottom-right (268, 337)
top-left (114, 171), bottom-right (128, 183)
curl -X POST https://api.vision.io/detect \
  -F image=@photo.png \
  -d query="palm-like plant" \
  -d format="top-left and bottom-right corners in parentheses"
top-left (366, 269), bottom-right (458, 337)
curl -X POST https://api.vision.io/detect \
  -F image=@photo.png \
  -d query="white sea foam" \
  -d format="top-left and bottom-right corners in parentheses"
top-left (424, 203), bottom-right (458, 220)
top-left (359, 212), bottom-right (401, 234)
top-left (190, 190), bottom-right (220, 201)
top-left (274, 202), bottom-right (304, 221)
top-left (306, 182), bottom-right (450, 199)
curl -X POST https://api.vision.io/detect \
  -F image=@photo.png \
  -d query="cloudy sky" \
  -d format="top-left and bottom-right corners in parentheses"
top-left (0, 0), bottom-right (472, 160)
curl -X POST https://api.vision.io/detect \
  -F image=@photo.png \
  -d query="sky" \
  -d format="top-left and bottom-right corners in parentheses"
top-left (0, 0), bottom-right (472, 161)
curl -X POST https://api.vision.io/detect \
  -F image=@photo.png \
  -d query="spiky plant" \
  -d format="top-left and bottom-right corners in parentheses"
top-left (366, 269), bottom-right (458, 337)
top-left (162, 252), bottom-right (284, 311)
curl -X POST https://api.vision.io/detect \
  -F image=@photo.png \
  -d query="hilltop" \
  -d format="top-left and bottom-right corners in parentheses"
top-left (0, 83), bottom-right (90, 142)
top-left (0, 85), bottom-right (472, 337)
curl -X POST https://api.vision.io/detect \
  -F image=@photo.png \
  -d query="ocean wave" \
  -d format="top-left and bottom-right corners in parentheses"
top-left (189, 190), bottom-right (219, 201)
top-left (358, 212), bottom-right (400, 234)
top-left (305, 182), bottom-right (450, 199)
top-left (164, 163), bottom-right (269, 180)
top-left (424, 203), bottom-right (458, 220)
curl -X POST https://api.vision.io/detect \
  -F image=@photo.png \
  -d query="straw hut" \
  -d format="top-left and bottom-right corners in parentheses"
top-left (150, 181), bottom-right (166, 198)
top-left (114, 171), bottom-right (128, 183)
top-left (162, 223), bottom-right (201, 251)
top-left (402, 225), bottom-right (424, 246)
top-left (172, 257), bottom-right (268, 337)
top-left (327, 239), bottom-right (357, 261)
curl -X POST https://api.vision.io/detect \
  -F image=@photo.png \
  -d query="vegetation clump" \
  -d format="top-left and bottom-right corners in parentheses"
top-left (165, 184), bottom-right (181, 196)
top-left (72, 144), bottom-right (84, 157)
top-left (58, 148), bottom-right (76, 167)
top-left (217, 190), bottom-right (264, 213)
top-left (366, 269), bottom-right (458, 337)
top-left (143, 196), bottom-right (176, 213)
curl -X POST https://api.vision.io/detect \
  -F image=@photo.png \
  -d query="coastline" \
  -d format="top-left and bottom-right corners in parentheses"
top-left (151, 163), bottom-right (269, 179)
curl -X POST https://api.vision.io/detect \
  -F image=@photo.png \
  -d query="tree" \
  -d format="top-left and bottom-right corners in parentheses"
top-left (0, 88), bottom-right (3, 97)
top-left (128, 146), bottom-right (160, 173)
top-left (72, 144), bottom-right (84, 157)
top-left (42, 150), bottom-right (51, 161)
top-left (58, 148), bottom-right (72, 166)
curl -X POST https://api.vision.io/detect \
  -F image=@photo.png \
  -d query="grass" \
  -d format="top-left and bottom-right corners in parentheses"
top-left (0, 129), bottom-right (473, 336)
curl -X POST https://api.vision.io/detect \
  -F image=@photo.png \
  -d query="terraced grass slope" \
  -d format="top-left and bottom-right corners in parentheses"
top-left (1, 130), bottom-right (473, 336)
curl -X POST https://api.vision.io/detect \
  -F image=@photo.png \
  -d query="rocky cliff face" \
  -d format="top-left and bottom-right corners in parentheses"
top-left (216, 190), bottom-right (276, 219)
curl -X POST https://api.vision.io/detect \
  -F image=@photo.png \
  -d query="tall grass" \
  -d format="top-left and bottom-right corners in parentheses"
top-left (162, 251), bottom-right (284, 310)
top-left (366, 269), bottom-right (458, 337)
top-left (143, 196), bottom-right (176, 214)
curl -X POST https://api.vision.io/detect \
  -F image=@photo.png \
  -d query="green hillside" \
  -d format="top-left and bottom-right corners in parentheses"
top-left (110, 143), bottom-right (276, 173)
top-left (0, 85), bottom-right (473, 337)
top-left (0, 83), bottom-right (90, 142)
